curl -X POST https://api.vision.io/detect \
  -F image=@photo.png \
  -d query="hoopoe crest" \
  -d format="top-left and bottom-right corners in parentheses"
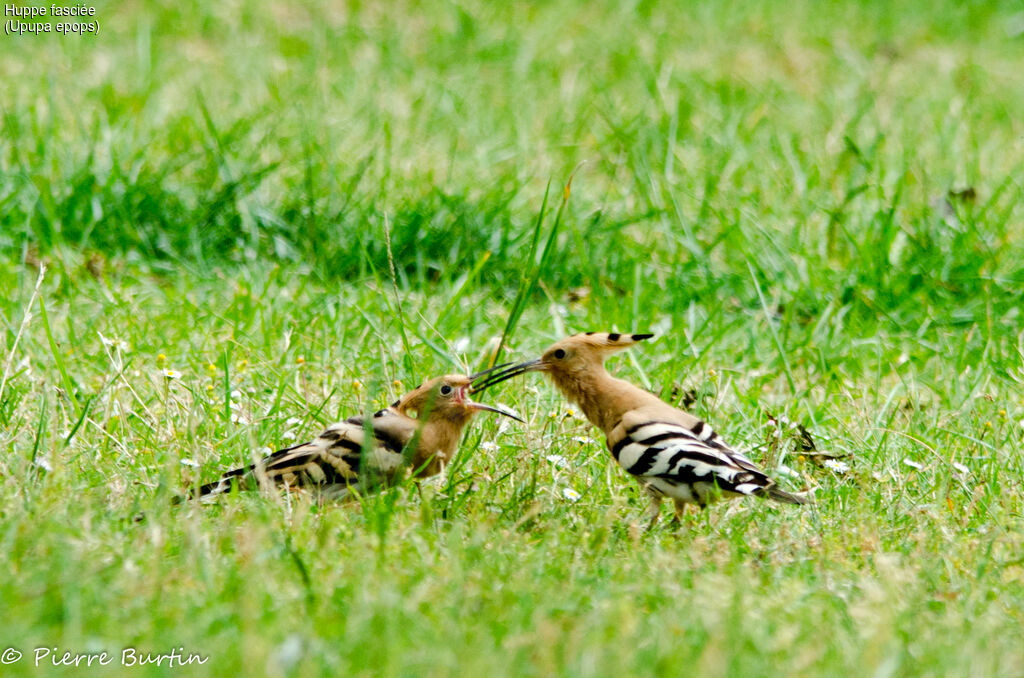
top-left (475, 332), bottom-right (809, 526)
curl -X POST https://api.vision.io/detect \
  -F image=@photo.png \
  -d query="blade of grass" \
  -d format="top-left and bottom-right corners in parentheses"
top-left (434, 250), bottom-right (492, 327)
top-left (746, 260), bottom-right (796, 395)
top-left (38, 288), bottom-right (80, 416)
top-left (65, 355), bottom-right (134, 450)
top-left (29, 390), bottom-right (47, 468)
top-left (0, 264), bottom-right (45, 411)
top-left (382, 213), bottom-right (416, 379)
top-left (222, 346), bottom-right (232, 424)
top-left (25, 390), bottom-right (48, 506)
top-left (495, 165), bottom-right (583, 362)
top-left (409, 330), bottom-right (460, 369)
top-left (494, 182), bottom-right (550, 364)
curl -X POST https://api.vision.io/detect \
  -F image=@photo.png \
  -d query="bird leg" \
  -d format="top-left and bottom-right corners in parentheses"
top-left (645, 491), bottom-right (663, 530)
top-left (672, 499), bottom-right (689, 523)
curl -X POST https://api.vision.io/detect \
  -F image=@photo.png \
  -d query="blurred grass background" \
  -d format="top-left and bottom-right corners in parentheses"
top-left (2, 1), bottom-right (1024, 676)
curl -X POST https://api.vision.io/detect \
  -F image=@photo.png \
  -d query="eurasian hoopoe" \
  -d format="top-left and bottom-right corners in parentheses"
top-left (187, 369), bottom-right (521, 502)
top-left (474, 333), bottom-right (808, 526)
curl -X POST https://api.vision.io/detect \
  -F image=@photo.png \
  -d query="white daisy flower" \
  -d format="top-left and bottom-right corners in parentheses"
top-left (823, 459), bottom-right (850, 474)
top-left (545, 454), bottom-right (569, 469)
top-left (180, 458), bottom-right (200, 468)
top-left (98, 332), bottom-right (130, 352)
top-left (480, 441), bottom-right (499, 452)
top-left (561, 487), bottom-right (581, 502)
top-left (162, 369), bottom-right (182, 379)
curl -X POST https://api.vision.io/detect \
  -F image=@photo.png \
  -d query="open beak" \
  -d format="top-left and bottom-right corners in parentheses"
top-left (469, 358), bottom-right (545, 394)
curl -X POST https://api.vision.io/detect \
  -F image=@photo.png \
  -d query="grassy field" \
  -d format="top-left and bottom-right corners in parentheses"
top-left (3, 0), bottom-right (1024, 675)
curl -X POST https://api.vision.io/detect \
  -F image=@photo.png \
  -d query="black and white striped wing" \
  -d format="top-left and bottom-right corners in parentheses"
top-left (610, 419), bottom-right (773, 506)
top-left (194, 411), bottom-right (411, 500)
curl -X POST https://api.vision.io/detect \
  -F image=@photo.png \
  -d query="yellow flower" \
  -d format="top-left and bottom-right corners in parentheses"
top-left (156, 354), bottom-right (167, 364)
top-left (296, 356), bottom-right (305, 365)
top-left (352, 379), bottom-right (364, 391)
top-left (206, 363), bottom-right (217, 374)
top-left (237, 359), bottom-right (249, 370)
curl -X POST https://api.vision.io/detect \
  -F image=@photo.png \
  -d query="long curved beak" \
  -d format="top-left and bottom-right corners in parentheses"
top-left (468, 361), bottom-right (514, 381)
top-left (469, 358), bottom-right (545, 394)
top-left (466, 400), bottom-right (524, 422)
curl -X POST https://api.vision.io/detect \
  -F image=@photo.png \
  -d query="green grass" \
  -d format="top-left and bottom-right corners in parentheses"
top-left (3, 0), bottom-right (1024, 675)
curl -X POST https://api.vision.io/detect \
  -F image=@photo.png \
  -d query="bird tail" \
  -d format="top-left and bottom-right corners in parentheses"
top-left (767, 486), bottom-right (813, 505)
top-left (172, 469), bottom-right (249, 504)
top-left (195, 473), bottom-right (246, 501)
top-left (174, 439), bottom-right (317, 504)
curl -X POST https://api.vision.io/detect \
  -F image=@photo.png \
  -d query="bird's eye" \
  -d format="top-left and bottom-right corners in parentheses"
top-left (440, 384), bottom-right (453, 395)
top-left (553, 349), bottom-right (567, 360)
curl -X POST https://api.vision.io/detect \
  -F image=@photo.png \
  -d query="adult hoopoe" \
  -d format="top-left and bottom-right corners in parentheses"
top-left (473, 333), bottom-right (808, 526)
top-left (187, 369), bottom-right (521, 502)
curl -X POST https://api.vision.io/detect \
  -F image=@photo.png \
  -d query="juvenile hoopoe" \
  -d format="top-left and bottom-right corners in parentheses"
top-left (474, 333), bottom-right (808, 526)
top-left (188, 369), bottom-right (521, 502)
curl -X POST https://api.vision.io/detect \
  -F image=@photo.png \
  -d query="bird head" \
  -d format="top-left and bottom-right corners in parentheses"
top-left (395, 372), bottom-right (523, 423)
top-left (471, 332), bottom-right (654, 391)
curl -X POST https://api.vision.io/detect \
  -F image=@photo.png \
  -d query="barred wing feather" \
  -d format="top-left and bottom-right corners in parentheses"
top-left (610, 419), bottom-right (774, 506)
top-left (194, 412), bottom-right (411, 500)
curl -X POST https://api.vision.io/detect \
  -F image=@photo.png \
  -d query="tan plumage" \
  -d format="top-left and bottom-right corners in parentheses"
top-left (189, 371), bottom-right (520, 502)
top-left (474, 333), bottom-right (808, 526)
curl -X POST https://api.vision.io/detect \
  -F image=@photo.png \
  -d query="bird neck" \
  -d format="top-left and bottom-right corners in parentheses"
top-left (411, 411), bottom-right (472, 475)
top-left (551, 367), bottom-right (655, 435)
